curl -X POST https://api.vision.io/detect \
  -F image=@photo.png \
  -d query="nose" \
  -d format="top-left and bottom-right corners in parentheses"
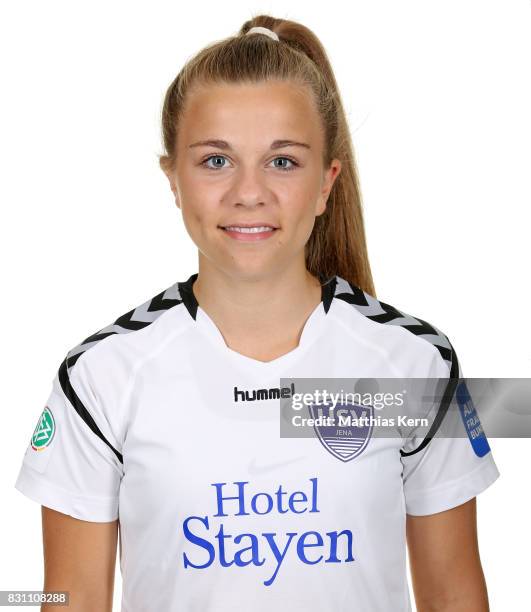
top-left (229, 163), bottom-right (270, 207)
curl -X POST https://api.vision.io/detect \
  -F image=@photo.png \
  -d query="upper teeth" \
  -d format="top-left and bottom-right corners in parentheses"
top-left (224, 226), bottom-right (275, 233)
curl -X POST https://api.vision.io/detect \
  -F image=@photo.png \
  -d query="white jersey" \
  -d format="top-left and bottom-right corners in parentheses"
top-left (15, 273), bottom-right (499, 611)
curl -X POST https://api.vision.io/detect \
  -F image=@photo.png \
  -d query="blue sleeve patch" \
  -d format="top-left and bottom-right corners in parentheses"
top-left (456, 381), bottom-right (491, 457)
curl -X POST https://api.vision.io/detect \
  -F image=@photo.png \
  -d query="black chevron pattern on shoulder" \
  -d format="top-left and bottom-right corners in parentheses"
top-left (56, 274), bottom-right (195, 465)
top-left (332, 276), bottom-right (453, 370)
top-left (331, 276), bottom-right (460, 457)
top-left (65, 279), bottom-right (190, 370)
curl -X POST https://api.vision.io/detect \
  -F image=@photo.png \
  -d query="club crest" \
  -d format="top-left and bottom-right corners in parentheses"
top-left (309, 401), bottom-right (374, 462)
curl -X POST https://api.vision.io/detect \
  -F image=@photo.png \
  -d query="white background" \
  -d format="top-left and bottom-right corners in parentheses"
top-left (2, 1), bottom-right (530, 610)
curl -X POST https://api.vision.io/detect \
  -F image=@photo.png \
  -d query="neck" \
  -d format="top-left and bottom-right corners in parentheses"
top-left (191, 262), bottom-right (323, 351)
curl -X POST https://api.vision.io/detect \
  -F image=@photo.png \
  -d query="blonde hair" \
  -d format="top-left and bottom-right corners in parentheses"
top-left (158, 14), bottom-right (376, 297)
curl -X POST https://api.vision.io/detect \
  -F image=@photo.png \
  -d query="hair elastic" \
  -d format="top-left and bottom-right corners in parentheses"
top-left (245, 26), bottom-right (279, 42)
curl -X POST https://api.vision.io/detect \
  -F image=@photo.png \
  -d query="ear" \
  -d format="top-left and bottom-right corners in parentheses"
top-left (317, 159), bottom-right (342, 216)
top-left (163, 169), bottom-right (181, 210)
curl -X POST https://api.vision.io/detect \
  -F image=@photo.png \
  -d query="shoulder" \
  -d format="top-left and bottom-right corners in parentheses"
top-left (328, 276), bottom-right (462, 458)
top-left (57, 274), bottom-right (197, 407)
top-left (64, 279), bottom-right (197, 374)
top-left (329, 275), bottom-right (458, 378)
top-left (48, 274), bottom-right (197, 464)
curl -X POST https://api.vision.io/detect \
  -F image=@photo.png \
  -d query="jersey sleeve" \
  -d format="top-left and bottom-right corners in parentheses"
top-left (400, 345), bottom-right (500, 516)
top-left (14, 354), bottom-right (124, 522)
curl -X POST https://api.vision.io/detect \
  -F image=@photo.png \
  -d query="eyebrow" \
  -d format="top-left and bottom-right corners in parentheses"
top-left (188, 139), bottom-right (311, 150)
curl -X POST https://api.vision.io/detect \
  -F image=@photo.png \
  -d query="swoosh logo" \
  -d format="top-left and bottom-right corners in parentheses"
top-left (248, 455), bottom-right (306, 475)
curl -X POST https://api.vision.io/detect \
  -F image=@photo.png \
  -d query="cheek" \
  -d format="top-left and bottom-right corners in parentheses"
top-left (278, 206), bottom-right (317, 251)
top-left (178, 182), bottom-right (215, 223)
top-left (286, 187), bottom-right (322, 225)
top-left (179, 199), bottom-right (213, 245)
top-left (178, 171), bottom-right (215, 216)
top-left (288, 176), bottom-right (322, 211)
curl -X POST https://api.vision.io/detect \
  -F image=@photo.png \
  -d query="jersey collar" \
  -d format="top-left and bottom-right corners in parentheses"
top-left (177, 272), bottom-right (337, 321)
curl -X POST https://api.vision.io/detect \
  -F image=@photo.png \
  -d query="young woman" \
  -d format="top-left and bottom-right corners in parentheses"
top-left (15, 15), bottom-right (499, 612)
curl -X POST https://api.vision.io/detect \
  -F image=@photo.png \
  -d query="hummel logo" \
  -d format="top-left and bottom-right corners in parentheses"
top-left (234, 382), bottom-right (296, 402)
top-left (248, 455), bottom-right (305, 475)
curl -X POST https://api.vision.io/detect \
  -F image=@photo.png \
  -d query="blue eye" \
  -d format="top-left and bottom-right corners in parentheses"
top-left (271, 157), bottom-right (297, 171)
top-left (202, 155), bottom-right (228, 170)
top-left (200, 155), bottom-right (299, 171)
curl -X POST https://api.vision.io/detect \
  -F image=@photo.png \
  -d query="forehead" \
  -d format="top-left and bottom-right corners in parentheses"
top-left (180, 80), bottom-right (322, 146)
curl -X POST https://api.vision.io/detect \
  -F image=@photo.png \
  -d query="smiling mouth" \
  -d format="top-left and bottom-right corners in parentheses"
top-left (217, 224), bottom-right (279, 241)
top-left (219, 225), bottom-right (279, 234)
